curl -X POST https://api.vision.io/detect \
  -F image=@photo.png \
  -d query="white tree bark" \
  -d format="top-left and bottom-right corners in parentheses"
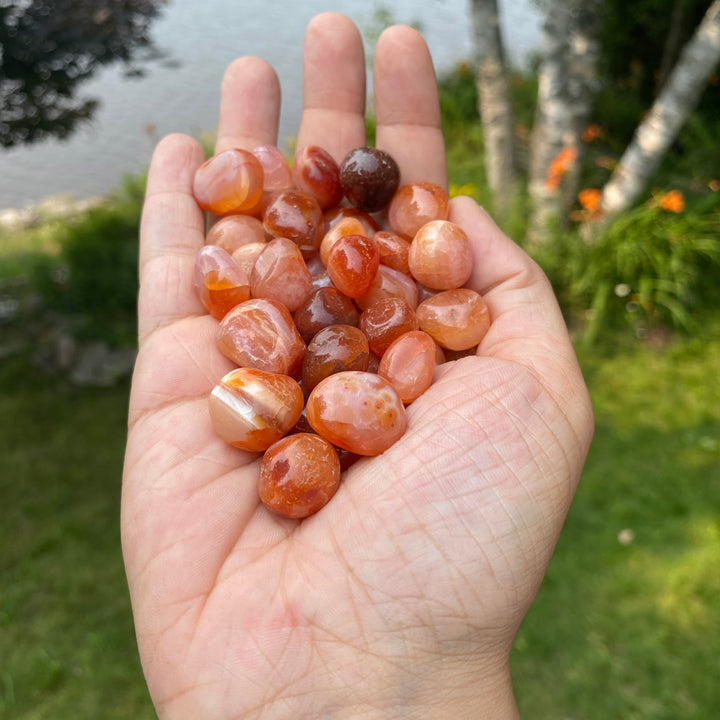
top-left (469, 0), bottom-right (516, 214)
top-left (600, 0), bottom-right (720, 220)
top-left (527, 0), bottom-right (604, 245)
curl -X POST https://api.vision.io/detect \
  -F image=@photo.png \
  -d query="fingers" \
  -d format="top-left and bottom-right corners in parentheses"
top-left (138, 133), bottom-right (206, 345)
top-left (216, 56), bottom-right (281, 153)
top-left (374, 25), bottom-right (446, 188)
top-left (296, 12), bottom-right (367, 163)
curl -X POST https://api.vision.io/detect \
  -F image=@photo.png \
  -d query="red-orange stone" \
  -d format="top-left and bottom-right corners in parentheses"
top-left (374, 231), bottom-right (411, 275)
top-left (293, 287), bottom-right (360, 344)
top-left (324, 206), bottom-right (379, 236)
top-left (387, 182), bottom-right (449, 239)
top-left (302, 325), bottom-right (370, 391)
top-left (320, 216), bottom-right (368, 266)
top-left (355, 264), bottom-right (419, 311)
top-left (208, 367), bottom-right (303, 451)
top-left (378, 330), bottom-right (437, 404)
top-left (193, 245), bottom-right (250, 320)
top-left (292, 145), bottom-right (343, 209)
top-left (205, 214), bottom-right (267, 253)
top-left (358, 297), bottom-right (418, 356)
top-left (263, 189), bottom-right (324, 258)
top-left (258, 433), bottom-right (341, 519)
top-left (416, 289), bottom-right (491, 351)
top-left (408, 220), bottom-right (473, 290)
top-left (326, 235), bottom-right (380, 298)
top-left (193, 148), bottom-right (264, 216)
top-left (250, 237), bottom-right (313, 312)
top-left (306, 371), bottom-right (406, 456)
top-left (217, 298), bottom-right (306, 377)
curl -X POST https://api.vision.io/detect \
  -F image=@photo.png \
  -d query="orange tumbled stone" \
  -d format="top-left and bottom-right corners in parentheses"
top-left (358, 297), bottom-right (418, 356)
top-left (306, 371), bottom-right (406, 456)
top-left (301, 325), bottom-right (370, 391)
top-left (326, 234), bottom-right (380, 298)
top-left (231, 241), bottom-right (267, 280)
top-left (416, 288), bottom-right (491, 351)
top-left (378, 330), bottom-right (437, 404)
top-left (292, 145), bottom-right (343, 209)
top-left (193, 245), bottom-right (250, 320)
top-left (205, 214), bottom-right (267, 253)
top-left (387, 182), bottom-right (449, 240)
top-left (208, 367), bottom-right (303, 452)
top-left (250, 237), bottom-right (313, 312)
top-left (355, 264), bottom-right (418, 311)
top-left (193, 148), bottom-right (264, 216)
top-left (293, 287), bottom-right (359, 344)
top-left (319, 216), bottom-right (368, 266)
top-left (217, 298), bottom-right (306, 377)
top-left (263, 189), bottom-right (324, 258)
top-left (408, 220), bottom-right (473, 290)
top-left (258, 433), bottom-right (341, 519)
top-left (374, 231), bottom-right (411, 275)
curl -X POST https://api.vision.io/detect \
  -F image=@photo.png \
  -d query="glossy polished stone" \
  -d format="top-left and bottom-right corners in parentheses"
top-left (408, 220), bottom-right (473, 290)
top-left (301, 324), bottom-right (370, 391)
top-left (292, 145), bottom-right (343, 209)
top-left (217, 298), bottom-right (306, 376)
top-left (231, 241), bottom-right (267, 280)
top-left (416, 289), bottom-right (491, 351)
top-left (388, 182), bottom-right (449, 239)
top-left (193, 148), bottom-right (264, 216)
top-left (250, 237), bottom-right (313, 312)
top-left (258, 433), bottom-right (341, 518)
top-left (340, 147), bottom-right (400, 212)
top-left (374, 231), bottom-right (411, 275)
top-left (193, 245), bottom-right (250, 320)
top-left (306, 371), bottom-right (406, 456)
top-left (355, 264), bottom-right (418, 312)
top-left (205, 214), bottom-right (267, 254)
top-left (208, 367), bottom-right (303, 451)
top-left (293, 287), bottom-right (360, 344)
top-left (263, 189), bottom-right (324, 258)
top-left (326, 234), bottom-right (380, 298)
top-left (358, 297), bottom-right (418, 357)
top-left (320, 216), bottom-right (368, 266)
top-left (378, 330), bottom-right (436, 404)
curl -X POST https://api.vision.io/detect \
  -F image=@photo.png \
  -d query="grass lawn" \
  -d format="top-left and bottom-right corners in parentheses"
top-left (1, 325), bottom-right (718, 718)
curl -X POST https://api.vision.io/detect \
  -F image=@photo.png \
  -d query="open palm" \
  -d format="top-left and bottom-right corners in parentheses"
top-left (121, 14), bottom-right (593, 720)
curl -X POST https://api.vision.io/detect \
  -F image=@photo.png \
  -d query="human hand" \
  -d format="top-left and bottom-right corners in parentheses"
top-left (121, 13), bottom-right (594, 719)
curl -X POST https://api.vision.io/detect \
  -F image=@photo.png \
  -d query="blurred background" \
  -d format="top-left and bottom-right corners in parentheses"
top-left (1, 1), bottom-right (719, 718)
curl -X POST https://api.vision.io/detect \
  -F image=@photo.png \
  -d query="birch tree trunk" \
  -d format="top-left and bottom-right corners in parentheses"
top-left (600, 0), bottom-right (720, 221)
top-left (469, 0), bottom-right (516, 215)
top-left (527, 0), bottom-right (604, 247)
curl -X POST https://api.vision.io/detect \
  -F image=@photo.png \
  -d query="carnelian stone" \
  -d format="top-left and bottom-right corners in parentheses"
top-left (193, 148), bottom-right (264, 216)
top-left (306, 371), bottom-right (406, 456)
top-left (340, 147), bottom-right (400, 212)
top-left (208, 367), bottom-right (303, 451)
top-left (408, 220), bottom-right (473, 290)
top-left (252, 144), bottom-right (293, 194)
top-left (388, 182), bottom-right (449, 239)
top-left (378, 330), bottom-right (437, 404)
top-left (302, 325), bottom-right (370, 391)
top-left (231, 241), bottom-right (267, 280)
top-left (319, 216), bottom-right (368, 266)
top-left (206, 214), bottom-right (267, 253)
top-left (326, 235), bottom-right (380, 298)
top-left (355, 264), bottom-right (419, 312)
top-left (217, 298), bottom-right (306, 376)
top-left (292, 145), bottom-right (343, 209)
top-left (263, 189), bottom-right (324, 258)
top-left (293, 287), bottom-right (359, 344)
top-left (416, 289), bottom-right (491, 351)
top-left (258, 433), bottom-right (341, 519)
top-left (250, 237), bottom-right (313, 312)
top-left (193, 245), bottom-right (250, 320)
top-left (374, 231), bottom-right (411, 275)
top-left (358, 297), bottom-right (418, 356)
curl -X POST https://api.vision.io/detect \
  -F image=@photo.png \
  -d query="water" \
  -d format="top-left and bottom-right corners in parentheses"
top-left (0, 0), bottom-right (541, 210)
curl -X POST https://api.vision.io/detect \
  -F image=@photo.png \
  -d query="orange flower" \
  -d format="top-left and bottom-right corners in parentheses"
top-left (659, 190), bottom-right (685, 213)
top-left (582, 124), bottom-right (603, 142)
top-left (578, 188), bottom-right (602, 214)
top-left (545, 146), bottom-right (577, 189)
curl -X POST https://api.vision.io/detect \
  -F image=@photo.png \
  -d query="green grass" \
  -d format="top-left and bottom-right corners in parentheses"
top-left (512, 329), bottom-right (720, 719)
top-left (0, 363), bottom-right (155, 719)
